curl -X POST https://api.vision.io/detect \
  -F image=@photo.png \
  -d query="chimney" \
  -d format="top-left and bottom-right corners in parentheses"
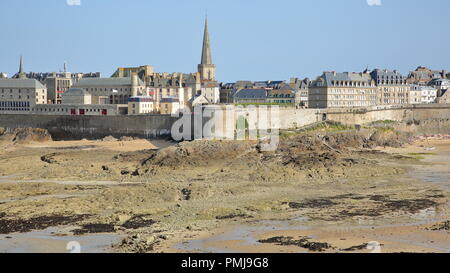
top-left (131, 72), bottom-right (138, 97)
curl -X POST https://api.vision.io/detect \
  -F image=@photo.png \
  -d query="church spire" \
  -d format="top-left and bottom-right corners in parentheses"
top-left (198, 16), bottom-right (216, 81)
top-left (201, 16), bottom-right (212, 65)
top-left (18, 55), bottom-right (26, 79)
top-left (19, 55), bottom-right (23, 74)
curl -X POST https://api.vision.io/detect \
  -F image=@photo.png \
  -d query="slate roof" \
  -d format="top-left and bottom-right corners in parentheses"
top-left (311, 72), bottom-right (373, 87)
top-left (160, 97), bottom-right (179, 103)
top-left (73, 77), bottom-right (144, 87)
top-left (63, 88), bottom-right (90, 96)
top-left (370, 69), bottom-right (406, 80)
top-left (0, 78), bottom-right (46, 89)
top-left (234, 88), bottom-right (268, 99)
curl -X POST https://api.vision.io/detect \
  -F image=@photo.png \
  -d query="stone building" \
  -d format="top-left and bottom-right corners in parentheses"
top-left (72, 73), bottom-right (146, 104)
top-left (0, 78), bottom-right (47, 113)
top-left (61, 88), bottom-right (92, 105)
top-left (309, 72), bottom-right (377, 108)
top-left (410, 85), bottom-right (438, 104)
top-left (159, 97), bottom-right (180, 115)
top-left (128, 96), bottom-right (155, 115)
top-left (370, 69), bottom-right (410, 105)
top-left (219, 81), bottom-right (253, 104)
top-left (11, 57), bottom-right (100, 104)
top-left (45, 71), bottom-right (73, 104)
top-left (407, 67), bottom-right (449, 85)
top-left (267, 85), bottom-right (295, 104)
top-left (428, 78), bottom-right (450, 97)
top-left (436, 90), bottom-right (450, 104)
top-left (290, 78), bottom-right (310, 108)
top-left (31, 104), bottom-right (123, 116)
top-left (111, 65), bottom-right (154, 86)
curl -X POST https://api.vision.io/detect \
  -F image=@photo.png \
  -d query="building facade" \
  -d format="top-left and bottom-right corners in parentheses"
top-left (128, 96), bottom-right (155, 115)
top-left (0, 78), bottom-right (47, 113)
top-left (309, 72), bottom-right (377, 108)
top-left (409, 85), bottom-right (437, 104)
top-left (72, 74), bottom-right (146, 105)
top-left (370, 69), bottom-right (410, 105)
top-left (61, 88), bottom-right (92, 105)
top-left (290, 78), bottom-right (310, 108)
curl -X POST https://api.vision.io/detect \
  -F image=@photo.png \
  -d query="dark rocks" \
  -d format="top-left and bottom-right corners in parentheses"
top-left (216, 213), bottom-right (251, 220)
top-left (181, 188), bottom-right (192, 200)
top-left (287, 199), bottom-right (337, 209)
top-left (72, 223), bottom-right (115, 235)
top-left (428, 221), bottom-right (450, 231)
top-left (383, 199), bottom-right (437, 213)
top-left (0, 214), bottom-right (90, 234)
top-left (40, 153), bottom-right (59, 164)
top-left (121, 215), bottom-right (156, 230)
top-left (258, 236), bottom-right (332, 252)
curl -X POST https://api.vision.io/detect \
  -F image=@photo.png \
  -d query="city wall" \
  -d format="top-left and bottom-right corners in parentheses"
top-left (324, 104), bottom-right (450, 125)
top-left (0, 114), bottom-right (177, 140)
top-left (0, 104), bottom-right (449, 140)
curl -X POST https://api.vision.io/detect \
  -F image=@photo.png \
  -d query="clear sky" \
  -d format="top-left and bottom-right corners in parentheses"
top-left (1, 0), bottom-right (449, 82)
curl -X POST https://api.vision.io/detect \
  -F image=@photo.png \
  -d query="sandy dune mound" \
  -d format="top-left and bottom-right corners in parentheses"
top-left (0, 127), bottom-right (52, 144)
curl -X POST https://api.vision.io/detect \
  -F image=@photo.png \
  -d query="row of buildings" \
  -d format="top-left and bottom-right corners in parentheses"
top-left (221, 67), bottom-right (450, 108)
top-left (1, 18), bottom-right (449, 116)
top-left (0, 18), bottom-right (219, 116)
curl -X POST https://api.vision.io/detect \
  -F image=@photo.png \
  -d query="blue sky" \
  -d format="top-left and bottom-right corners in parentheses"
top-left (0, 0), bottom-right (449, 82)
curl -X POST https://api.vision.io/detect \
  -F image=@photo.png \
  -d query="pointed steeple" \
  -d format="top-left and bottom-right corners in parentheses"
top-left (18, 55), bottom-right (27, 79)
top-left (201, 16), bottom-right (212, 65)
top-left (19, 55), bottom-right (24, 74)
top-left (198, 16), bottom-right (216, 81)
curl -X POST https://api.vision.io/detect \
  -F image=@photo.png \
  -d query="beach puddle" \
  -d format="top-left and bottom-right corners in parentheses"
top-left (0, 226), bottom-right (123, 253)
top-left (176, 217), bottom-right (310, 253)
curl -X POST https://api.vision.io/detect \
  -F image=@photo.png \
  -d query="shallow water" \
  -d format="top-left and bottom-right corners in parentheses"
top-left (176, 217), bottom-right (310, 253)
top-left (0, 226), bottom-right (123, 253)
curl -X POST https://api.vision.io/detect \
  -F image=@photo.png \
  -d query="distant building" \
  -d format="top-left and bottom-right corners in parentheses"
top-left (128, 96), bottom-right (155, 115)
top-left (428, 78), bottom-right (450, 97)
top-left (436, 90), bottom-right (450, 104)
top-left (219, 81), bottom-right (253, 104)
top-left (290, 78), bottom-right (310, 108)
top-left (72, 73), bottom-right (147, 104)
top-left (410, 85), bottom-right (437, 104)
top-left (31, 104), bottom-right (123, 116)
top-left (0, 78), bottom-right (47, 113)
top-left (62, 88), bottom-right (92, 105)
top-left (10, 57), bottom-right (100, 104)
top-left (370, 69), bottom-right (410, 105)
top-left (111, 65), bottom-right (154, 86)
top-left (160, 97), bottom-right (180, 115)
top-left (233, 89), bottom-right (268, 104)
top-left (267, 85), bottom-right (295, 104)
top-left (45, 72), bottom-right (73, 104)
top-left (309, 71), bottom-right (378, 108)
top-left (188, 94), bottom-right (210, 110)
top-left (407, 67), bottom-right (448, 85)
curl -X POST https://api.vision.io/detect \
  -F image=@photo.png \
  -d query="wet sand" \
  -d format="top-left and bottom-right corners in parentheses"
top-left (0, 134), bottom-right (448, 253)
top-left (166, 139), bottom-right (450, 253)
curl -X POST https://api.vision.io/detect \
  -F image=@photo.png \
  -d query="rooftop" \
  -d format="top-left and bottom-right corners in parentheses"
top-left (0, 78), bottom-right (46, 89)
top-left (73, 77), bottom-right (144, 87)
top-left (234, 88), bottom-right (268, 99)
